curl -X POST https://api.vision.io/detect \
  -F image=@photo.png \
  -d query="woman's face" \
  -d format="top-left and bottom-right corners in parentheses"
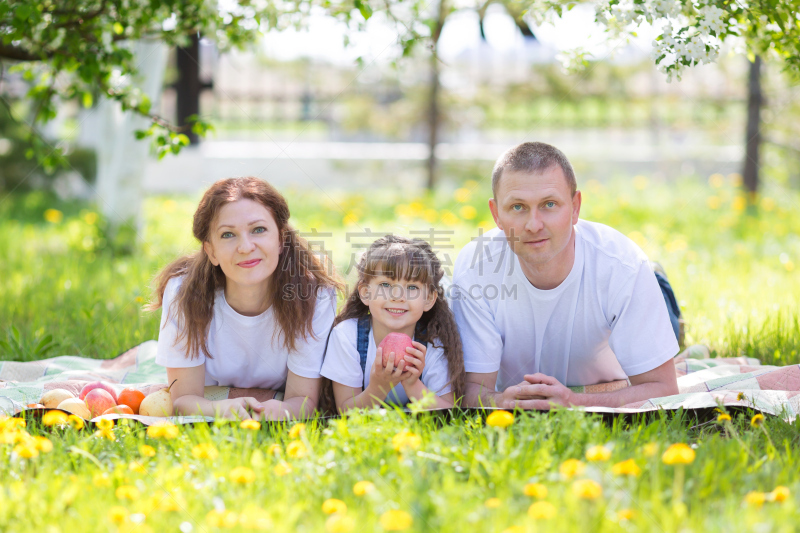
top-left (202, 198), bottom-right (283, 292)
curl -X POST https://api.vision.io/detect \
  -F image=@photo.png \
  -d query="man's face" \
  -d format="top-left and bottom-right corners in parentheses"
top-left (488, 165), bottom-right (581, 268)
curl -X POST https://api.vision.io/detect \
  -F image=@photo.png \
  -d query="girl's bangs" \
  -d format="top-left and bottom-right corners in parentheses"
top-left (361, 245), bottom-right (433, 285)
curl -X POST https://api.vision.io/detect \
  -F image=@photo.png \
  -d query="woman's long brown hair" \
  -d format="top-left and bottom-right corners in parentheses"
top-left (319, 235), bottom-right (466, 413)
top-left (147, 177), bottom-right (343, 359)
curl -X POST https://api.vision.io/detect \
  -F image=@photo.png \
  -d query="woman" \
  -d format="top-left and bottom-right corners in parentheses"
top-left (148, 177), bottom-right (342, 420)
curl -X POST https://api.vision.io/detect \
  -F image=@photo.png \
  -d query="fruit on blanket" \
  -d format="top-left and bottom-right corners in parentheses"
top-left (117, 388), bottom-right (146, 414)
top-left (57, 398), bottom-right (91, 419)
top-left (103, 405), bottom-right (134, 416)
top-left (138, 380), bottom-right (177, 417)
top-left (85, 389), bottom-right (117, 418)
top-left (79, 382), bottom-right (118, 403)
top-left (40, 389), bottom-right (76, 408)
top-left (378, 333), bottom-right (414, 369)
top-left (27, 403), bottom-right (45, 408)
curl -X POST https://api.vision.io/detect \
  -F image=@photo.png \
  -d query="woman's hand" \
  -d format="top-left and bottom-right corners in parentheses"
top-left (401, 341), bottom-right (427, 389)
top-left (212, 397), bottom-right (265, 420)
top-left (367, 347), bottom-right (406, 397)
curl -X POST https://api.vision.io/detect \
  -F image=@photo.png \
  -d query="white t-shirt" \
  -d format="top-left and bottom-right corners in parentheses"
top-left (320, 317), bottom-right (453, 405)
top-left (155, 276), bottom-right (337, 390)
top-left (451, 220), bottom-right (679, 391)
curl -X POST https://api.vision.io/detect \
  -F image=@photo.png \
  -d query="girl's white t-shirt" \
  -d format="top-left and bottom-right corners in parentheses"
top-left (155, 276), bottom-right (337, 390)
top-left (320, 317), bottom-right (453, 405)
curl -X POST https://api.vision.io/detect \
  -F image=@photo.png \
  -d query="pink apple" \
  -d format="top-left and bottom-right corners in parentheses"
top-left (378, 333), bottom-right (414, 369)
top-left (85, 389), bottom-right (117, 418)
top-left (79, 381), bottom-right (118, 403)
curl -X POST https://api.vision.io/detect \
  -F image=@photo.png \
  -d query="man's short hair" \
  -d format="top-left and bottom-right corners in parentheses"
top-left (491, 142), bottom-right (577, 199)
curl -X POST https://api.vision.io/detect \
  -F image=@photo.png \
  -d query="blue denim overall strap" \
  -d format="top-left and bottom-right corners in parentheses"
top-left (356, 316), bottom-right (371, 390)
top-left (356, 316), bottom-right (427, 390)
top-left (654, 271), bottom-right (682, 342)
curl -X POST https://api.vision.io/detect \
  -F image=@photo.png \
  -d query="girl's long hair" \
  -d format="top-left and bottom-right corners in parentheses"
top-left (320, 235), bottom-right (466, 413)
top-left (147, 177), bottom-right (343, 359)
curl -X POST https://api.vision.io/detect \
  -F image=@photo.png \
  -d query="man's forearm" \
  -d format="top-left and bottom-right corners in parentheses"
top-left (464, 382), bottom-right (505, 408)
top-left (570, 380), bottom-right (678, 408)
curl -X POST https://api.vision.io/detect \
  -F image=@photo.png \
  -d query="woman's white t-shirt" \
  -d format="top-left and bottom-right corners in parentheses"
top-left (320, 317), bottom-right (453, 405)
top-left (155, 276), bottom-right (337, 390)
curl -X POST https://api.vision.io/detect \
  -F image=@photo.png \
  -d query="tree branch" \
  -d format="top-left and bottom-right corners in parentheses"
top-left (0, 44), bottom-right (50, 62)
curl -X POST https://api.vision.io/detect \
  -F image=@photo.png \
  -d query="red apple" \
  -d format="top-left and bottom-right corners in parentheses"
top-left (79, 381), bottom-right (118, 403)
top-left (378, 333), bottom-right (414, 369)
top-left (85, 389), bottom-right (116, 418)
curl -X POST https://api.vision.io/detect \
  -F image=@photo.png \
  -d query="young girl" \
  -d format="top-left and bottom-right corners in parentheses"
top-left (321, 235), bottom-right (465, 412)
top-left (148, 177), bottom-right (343, 420)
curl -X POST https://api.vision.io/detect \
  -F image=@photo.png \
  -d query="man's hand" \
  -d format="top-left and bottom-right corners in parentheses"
top-left (494, 375), bottom-right (572, 410)
top-left (213, 397), bottom-right (265, 420)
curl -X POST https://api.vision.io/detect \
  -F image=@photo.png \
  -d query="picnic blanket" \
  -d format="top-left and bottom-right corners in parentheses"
top-left (1, 341), bottom-right (799, 423)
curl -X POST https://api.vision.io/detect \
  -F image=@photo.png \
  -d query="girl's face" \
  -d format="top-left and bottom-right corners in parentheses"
top-left (358, 275), bottom-right (437, 332)
top-left (203, 198), bottom-right (283, 293)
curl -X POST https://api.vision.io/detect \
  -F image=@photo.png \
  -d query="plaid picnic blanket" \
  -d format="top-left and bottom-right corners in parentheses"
top-left (1, 341), bottom-right (799, 422)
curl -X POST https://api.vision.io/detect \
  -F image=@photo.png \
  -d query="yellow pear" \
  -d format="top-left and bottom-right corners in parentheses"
top-left (41, 389), bottom-right (76, 409)
top-left (57, 397), bottom-right (91, 419)
top-left (139, 381), bottom-right (175, 417)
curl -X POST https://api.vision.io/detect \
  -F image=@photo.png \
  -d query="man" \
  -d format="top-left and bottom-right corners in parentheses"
top-left (452, 142), bottom-right (679, 410)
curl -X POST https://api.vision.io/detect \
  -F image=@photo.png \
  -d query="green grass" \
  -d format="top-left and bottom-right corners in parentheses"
top-left (1, 175), bottom-right (800, 531)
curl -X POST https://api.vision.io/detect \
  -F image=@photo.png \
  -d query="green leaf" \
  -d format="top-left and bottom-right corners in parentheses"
top-left (113, 22), bottom-right (124, 35)
top-left (354, 0), bottom-right (372, 20)
top-left (82, 92), bottom-right (93, 109)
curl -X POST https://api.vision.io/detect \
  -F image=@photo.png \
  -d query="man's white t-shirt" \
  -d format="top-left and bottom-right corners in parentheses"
top-left (451, 220), bottom-right (679, 391)
top-left (155, 276), bottom-right (337, 390)
top-left (320, 318), bottom-right (453, 405)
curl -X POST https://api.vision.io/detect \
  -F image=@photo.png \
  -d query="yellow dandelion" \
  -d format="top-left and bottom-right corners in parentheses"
top-left (96, 418), bottom-right (114, 430)
top-left (94, 428), bottom-right (116, 441)
top-left (240, 419), bottom-right (261, 431)
top-left (459, 205), bottom-right (477, 220)
top-left (156, 492), bottom-right (182, 512)
top-left (229, 466), bottom-right (256, 484)
top-left (68, 415), bottom-right (84, 430)
top-left (485, 497), bottom-right (502, 508)
top-left (744, 491), bottom-right (766, 507)
top-left (572, 479), bottom-right (603, 500)
top-left (486, 410), bottom-right (514, 428)
top-left (502, 527), bottom-right (525, 533)
top-left (523, 483), bottom-right (548, 499)
top-left (353, 480), bottom-right (376, 496)
top-left (107, 506), bottom-right (128, 525)
top-left (13, 443), bottom-right (38, 459)
top-left (286, 440), bottom-right (308, 458)
top-left (139, 444), bottom-right (156, 457)
top-left (128, 461), bottom-right (146, 474)
top-left (661, 443), bottom-right (695, 465)
top-left (93, 473), bottom-right (111, 487)
top-left (750, 414), bottom-right (765, 427)
top-left (274, 462), bottom-right (292, 476)
top-left (527, 501), bottom-right (557, 519)
top-left (115, 485), bottom-right (140, 501)
top-left (392, 430), bottom-right (422, 452)
top-left (717, 413), bottom-right (732, 423)
top-left (44, 209), bottom-right (64, 224)
top-left (289, 423), bottom-right (306, 439)
top-left (769, 486), bottom-right (790, 502)
top-left (706, 196), bottom-right (721, 210)
top-left (42, 410), bottom-right (68, 426)
top-left (33, 436), bottom-right (53, 453)
top-left (83, 212), bottom-right (98, 225)
top-left (441, 211), bottom-right (460, 226)
top-left (585, 445), bottom-right (611, 462)
top-left (454, 188), bottom-right (472, 203)
top-left (379, 509), bottom-right (413, 531)
top-left (266, 443), bottom-right (282, 456)
top-left (192, 443), bottom-right (218, 460)
top-left (326, 514), bottom-right (355, 533)
top-left (147, 422), bottom-right (179, 439)
top-left (617, 509), bottom-right (635, 521)
top-left (708, 173), bottom-right (725, 188)
top-left (611, 459), bottom-right (641, 477)
top-left (321, 498), bottom-right (347, 515)
top-left (732, 196), bottom-right (746, 211)
top-left (559, 459), bottom-right (585, 478)
top-left (737, 392), bottom-right (746, 401)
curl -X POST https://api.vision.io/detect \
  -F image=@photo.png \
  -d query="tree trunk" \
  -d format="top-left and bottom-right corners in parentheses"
top-left (743, 55), bottom-right (762, 196)
top-left (95, 40), bottom-right (168, 244)
top-left (176, 33), bottom-right (201, 145)
top-left (425, 0), bottom-right (447, 191)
